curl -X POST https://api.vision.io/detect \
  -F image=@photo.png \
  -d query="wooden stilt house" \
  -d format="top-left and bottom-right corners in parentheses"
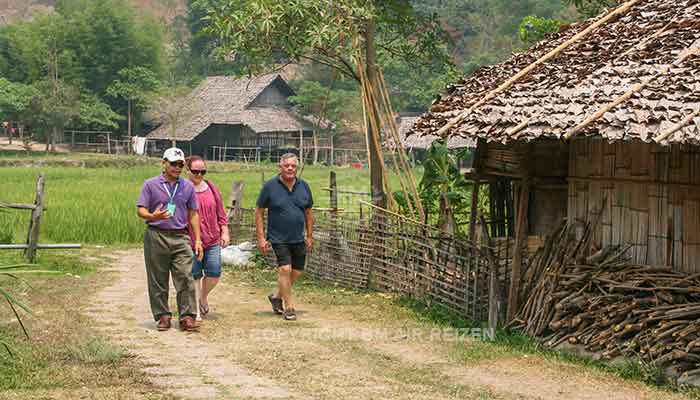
top-left (411, 0), bottom-right (700, 315)
top-left (146, 74), bottom-right (315, 161)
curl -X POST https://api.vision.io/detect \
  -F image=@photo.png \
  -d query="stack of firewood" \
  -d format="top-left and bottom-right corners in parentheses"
top-left (511, 221), bottom-right (700, 379)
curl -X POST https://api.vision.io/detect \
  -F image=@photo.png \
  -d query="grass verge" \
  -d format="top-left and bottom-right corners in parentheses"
top-left (398, 297), bottom-right (700, 396)
top-left (0, 248), bottom-right (174, 399)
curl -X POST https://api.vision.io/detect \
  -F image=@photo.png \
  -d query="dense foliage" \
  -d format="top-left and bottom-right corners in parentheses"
top-left (0, 0), bottom-right (166, 142)
top-left (0, 0), bottom-right (613, 145)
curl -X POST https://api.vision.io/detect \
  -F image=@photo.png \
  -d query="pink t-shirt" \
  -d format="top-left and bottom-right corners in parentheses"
top-left (188, 181), bottom-right (227, 249)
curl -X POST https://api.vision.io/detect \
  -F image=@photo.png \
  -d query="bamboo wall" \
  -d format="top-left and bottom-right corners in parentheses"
top-left (567, 138), bottom-right (700, 272)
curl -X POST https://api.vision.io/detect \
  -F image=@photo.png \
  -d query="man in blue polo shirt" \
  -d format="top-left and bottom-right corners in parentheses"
top-left (256, 153), bottom-right (314, 321)
top-left (137, 147), bottom-right (203, 332)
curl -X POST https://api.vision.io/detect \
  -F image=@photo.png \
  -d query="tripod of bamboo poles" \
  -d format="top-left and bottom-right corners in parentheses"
top-left (353, 37), bottom-right (425, 223)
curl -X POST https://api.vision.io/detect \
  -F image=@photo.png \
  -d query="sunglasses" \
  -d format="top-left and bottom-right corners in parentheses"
top-left (190, 169), bottom-right (207, 176)
top-left (169, 161), bottom-right (185, 168)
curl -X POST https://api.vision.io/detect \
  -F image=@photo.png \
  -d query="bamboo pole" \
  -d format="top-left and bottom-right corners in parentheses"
top-left (507, 179), bottom-right (530, 322)
top-left (377, 70), bottom-right (425, 221)
top-left (563, 82), bottom-right (648, 140)
top-left (565, 40), bottom-right (700, 140)
top-left (356, 49), bottom-right (397, 212)
top-left (653, 108), bottom-right (700, 143)
top-left (468, 178), bottom-right (481, 244)
top-left (435, 0), bottom-right (642, 138)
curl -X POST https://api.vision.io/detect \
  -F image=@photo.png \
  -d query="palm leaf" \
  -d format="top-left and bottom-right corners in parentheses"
top-left (0, 287), bottom-right (31, 315)
top-left (1, 341), bottom-right (13, 357)
top-left (3, 294), bottom-right (30, 338)
top-left (0, 264), bottom-right (35, 270)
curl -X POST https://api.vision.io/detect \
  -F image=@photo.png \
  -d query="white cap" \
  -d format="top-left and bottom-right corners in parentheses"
top-left (163, 147), bottom-right (185, 162)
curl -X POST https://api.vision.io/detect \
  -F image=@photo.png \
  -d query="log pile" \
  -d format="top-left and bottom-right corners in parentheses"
top-left (511, 220), bottom-right (700, 380)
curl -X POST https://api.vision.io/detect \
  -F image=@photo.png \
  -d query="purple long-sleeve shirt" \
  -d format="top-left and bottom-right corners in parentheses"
top-left (137, 174), bottom-right (198, 230)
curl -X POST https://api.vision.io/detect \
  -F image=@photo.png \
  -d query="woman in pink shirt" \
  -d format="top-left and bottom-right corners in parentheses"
top-left (186, 156), bottom-right (230, 320)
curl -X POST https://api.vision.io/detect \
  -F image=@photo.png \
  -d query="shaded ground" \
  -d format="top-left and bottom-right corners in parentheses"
top-left (73, 249), bottom-right (693, 400)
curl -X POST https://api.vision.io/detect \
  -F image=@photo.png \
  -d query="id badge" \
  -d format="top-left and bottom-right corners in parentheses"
top-left (166, 203), bottom-right (176, 215)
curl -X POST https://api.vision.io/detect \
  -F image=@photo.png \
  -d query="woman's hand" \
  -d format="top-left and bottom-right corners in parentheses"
top-left (220, 230), bottom-right (230, 248)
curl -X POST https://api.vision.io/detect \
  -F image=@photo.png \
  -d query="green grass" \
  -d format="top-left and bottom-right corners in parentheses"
top-left (0, 248), bottom-right (169, 396)
top-left (0, 153), bottom-right (420, 245)
top-left (397, 297), bottom-right (700, 395)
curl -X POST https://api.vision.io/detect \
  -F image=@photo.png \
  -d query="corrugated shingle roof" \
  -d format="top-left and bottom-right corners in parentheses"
top-left (394, 117), bottom-right (475, 149)
top-left (412, 0), bottom-right (700, 146)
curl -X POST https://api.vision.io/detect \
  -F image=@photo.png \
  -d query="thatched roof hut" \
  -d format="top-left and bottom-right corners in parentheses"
top-left (410, 0), bottom-right (700, 313)
top-left (147, 74), bottom-right (315, 159)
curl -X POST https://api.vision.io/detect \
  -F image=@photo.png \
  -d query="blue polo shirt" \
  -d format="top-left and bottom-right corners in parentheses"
top-left (256, 175), bottom-right (313, 244)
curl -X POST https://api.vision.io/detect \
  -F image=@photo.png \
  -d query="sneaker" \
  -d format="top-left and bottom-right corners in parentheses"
top-left (283, 308), bottom-right (297, 321)
top-left (268, 294), bottom-right (283, 315)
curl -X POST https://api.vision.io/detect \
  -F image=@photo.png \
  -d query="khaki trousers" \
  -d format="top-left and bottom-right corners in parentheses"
top-left (144, 227), bottom-right (196, 320)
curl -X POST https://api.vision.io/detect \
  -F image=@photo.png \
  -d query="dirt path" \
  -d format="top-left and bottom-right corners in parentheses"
top-left (84, 250), bottom-right (291, 400)
top-left (87, 249), bottom-right (692, 400)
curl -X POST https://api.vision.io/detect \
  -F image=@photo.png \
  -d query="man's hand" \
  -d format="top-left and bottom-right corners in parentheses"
top-left (305, 236), bottom-right (313, 251)
top-left (220, 230), bottom-right (230, 248)
top-left (151, 204), bottom-right (171, 221)
top-left (195, 240), bottom-right (204, 261)
top-left (257, 237), bottom-right (270, 256)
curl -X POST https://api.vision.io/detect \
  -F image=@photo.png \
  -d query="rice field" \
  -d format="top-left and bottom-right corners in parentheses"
top-left (0, 156), bottom-right (416, 245)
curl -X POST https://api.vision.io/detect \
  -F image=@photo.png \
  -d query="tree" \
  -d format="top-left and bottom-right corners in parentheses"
top-left (148, 84), bottom-right (199, 148)
top-left (566, 0), bottom-right (616, 17)
top-left (289, 77), bottom-right (363, 164)
top-left (518, 15), bottom-right (562, 46)
top-left (185, 0), bottom-right (244, 77)
top-left (107, 67), bottom-right (161, 144)
top-left (54, 0), bottom-right (166, 95)
top-left (77, 94), bottom-right (123, 130)
top-left (0, 79), bottom-right (35, 143)
top-left (204, 0), bottom-right (450, 208)
top-left (31, 79), bottom-right (80, 152)
top-left (0, 0), bottom-right (168, 136)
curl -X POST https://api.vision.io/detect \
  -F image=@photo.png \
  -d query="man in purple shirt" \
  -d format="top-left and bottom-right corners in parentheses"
top-left (137, 147), bottom-right (203, 332)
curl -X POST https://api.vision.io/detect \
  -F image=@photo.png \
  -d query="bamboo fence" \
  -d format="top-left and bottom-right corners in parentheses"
top-left (234, 206), bottom-right (512, 323)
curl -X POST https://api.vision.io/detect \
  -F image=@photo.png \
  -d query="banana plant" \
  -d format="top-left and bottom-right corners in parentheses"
top-left (415, 139), bottom-right (476, 234)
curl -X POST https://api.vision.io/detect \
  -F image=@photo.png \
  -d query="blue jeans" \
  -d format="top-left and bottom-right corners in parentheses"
top-left (192, 244), bottom-right (222, 279)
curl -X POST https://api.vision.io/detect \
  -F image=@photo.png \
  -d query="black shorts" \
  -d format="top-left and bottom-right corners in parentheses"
top-left (271, 242), bottom-right (306, 270)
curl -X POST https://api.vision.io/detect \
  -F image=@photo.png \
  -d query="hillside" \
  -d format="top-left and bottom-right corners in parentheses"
top-left (0, 0), bottom-right (186, 26)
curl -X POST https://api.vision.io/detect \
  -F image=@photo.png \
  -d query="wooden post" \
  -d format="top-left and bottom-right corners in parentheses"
top-left (329, 171), bottom-right (340, 276)
top-left (468, 177), bottom-right (481, 244)
top-left (507, 179), bottom-right (530, 322)
top-left (330, 171), bottom-right (338, 210)
top-left (299, 129), bottom-right (304, 165)
top-left (227, 181), bottom-right (244, 242)
top-left (25, 173), bottom-right (45, 263)
top-left (127, 99), bottom-right (132, 153)
top-left (107, 132), bottom-right (111, 154)
top-left (479, 215), bottom-right (501, 332)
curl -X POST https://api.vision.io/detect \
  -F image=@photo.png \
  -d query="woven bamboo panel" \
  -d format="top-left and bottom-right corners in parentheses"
top-left (683, 200), bottom-right (700, 273)
top-left (568, 138), bottom-right (700, 272)
top-left (237, 208), bottom-right (509, 323)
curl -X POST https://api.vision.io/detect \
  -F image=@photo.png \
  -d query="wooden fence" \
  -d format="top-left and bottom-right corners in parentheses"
top-left (233, 204), bottom-right (511, 324)
top-left (0, 174), bottom-right (81, 261)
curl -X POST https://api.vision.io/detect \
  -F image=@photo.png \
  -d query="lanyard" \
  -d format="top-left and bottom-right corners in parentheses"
top-left (162, 182), bottom-right (179, 203)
